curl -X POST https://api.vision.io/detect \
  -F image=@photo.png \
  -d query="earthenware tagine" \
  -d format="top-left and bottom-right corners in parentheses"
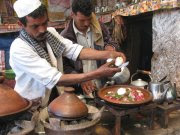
top-left (48, 87), bottom-right (88, 119)
top-left (0, 83), bottom-right (29, 116)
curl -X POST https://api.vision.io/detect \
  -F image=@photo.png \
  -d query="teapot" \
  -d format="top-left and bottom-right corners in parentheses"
top-left (148, 82), bottom-right (169, 103)
top-left (111, 66), bottom-right (130, 84)
top-left (131, 70), bottom-right (152, 89)
top-left (164, 82), bottom-right (177, 103)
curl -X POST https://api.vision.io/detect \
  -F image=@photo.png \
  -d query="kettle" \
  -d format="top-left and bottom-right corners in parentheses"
top-left (131, 70), bottom-right (152, 89)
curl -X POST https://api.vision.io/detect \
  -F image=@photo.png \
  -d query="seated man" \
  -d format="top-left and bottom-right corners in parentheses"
top-left (61, 0), bottom-right (122, 97)
top-left (10, 0), bottom-right (126, 107)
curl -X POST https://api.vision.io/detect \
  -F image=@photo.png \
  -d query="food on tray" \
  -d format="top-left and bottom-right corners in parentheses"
top-left (105, 87), bottom-right (145, 102)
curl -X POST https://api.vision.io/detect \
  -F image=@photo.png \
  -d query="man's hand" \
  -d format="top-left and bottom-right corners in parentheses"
top-left (96, 60), bottom-right (121, 78)
top-left (58, 60), bottom-right (121, 86)
top-left (80, 80), bottom-right (96, 95)
top-left (109, 51), bottom-right (126, 63)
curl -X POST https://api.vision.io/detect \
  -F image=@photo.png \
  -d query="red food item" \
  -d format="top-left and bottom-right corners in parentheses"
top-left (105, 87), bottom-right (145, 103)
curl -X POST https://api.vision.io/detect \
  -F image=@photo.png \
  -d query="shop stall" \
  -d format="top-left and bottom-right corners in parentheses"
top-left (1, 0), bottom-right (180, 135)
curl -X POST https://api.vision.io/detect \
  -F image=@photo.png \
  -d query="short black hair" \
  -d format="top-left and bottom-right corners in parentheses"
top-left (72, 0), bottom-right (93, 17)
top-left (19, 4), bottom-right (47, 26)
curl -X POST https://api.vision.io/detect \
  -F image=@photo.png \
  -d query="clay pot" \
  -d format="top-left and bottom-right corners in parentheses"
top-left (48, 87), bottom-right (88, 119)
top-left (0, 83), bottom-right (30, 116)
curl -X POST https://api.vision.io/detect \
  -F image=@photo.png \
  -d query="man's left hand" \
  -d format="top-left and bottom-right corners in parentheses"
top-left (80, 80), bottom-right (96, 95)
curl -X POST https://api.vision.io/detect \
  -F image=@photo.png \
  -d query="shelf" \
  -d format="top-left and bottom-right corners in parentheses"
top-left (0, 24), bottom-right (20, 34)
top-left (0, 21), bottom-right (66, 34)
top-left (96, 10), bottom-right (115, 16)
top-left (96, 11), bottom-right (114, 24)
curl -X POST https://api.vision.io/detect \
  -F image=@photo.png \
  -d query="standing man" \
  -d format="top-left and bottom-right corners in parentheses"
top-left (61, 0), bottom-right (122, 96)
top-left (10, 0), bottom-right (126, 106)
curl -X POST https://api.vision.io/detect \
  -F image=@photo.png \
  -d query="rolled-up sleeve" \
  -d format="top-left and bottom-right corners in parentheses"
top-left (62, 41), bottom-right (83, 61)
top-left (48, 27), bottom-right (83, 61)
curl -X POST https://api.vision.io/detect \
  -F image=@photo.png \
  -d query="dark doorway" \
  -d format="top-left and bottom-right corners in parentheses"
top-left (122, 12), bottom-right (153, 77)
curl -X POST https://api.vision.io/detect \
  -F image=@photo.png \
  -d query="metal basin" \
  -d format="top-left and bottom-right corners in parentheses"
top-left (42, 105), bottom-right (100, 135)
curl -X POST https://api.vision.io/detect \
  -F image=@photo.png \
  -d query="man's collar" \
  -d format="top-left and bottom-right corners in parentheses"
top-left (73, 20), bottom-right (90, 35)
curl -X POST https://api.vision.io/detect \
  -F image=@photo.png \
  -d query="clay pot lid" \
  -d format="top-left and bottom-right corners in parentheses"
top-left (0, 83), bottom-right (30, 116)
top-left (48, 87), bottom-right (88, 119)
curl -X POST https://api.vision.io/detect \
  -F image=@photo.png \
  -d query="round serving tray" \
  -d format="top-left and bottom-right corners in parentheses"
top-left (97, 85), bottom-right (153, 107)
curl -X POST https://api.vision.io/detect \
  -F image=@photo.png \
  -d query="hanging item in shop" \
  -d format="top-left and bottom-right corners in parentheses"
top-left (48, 0), bottom-right (71, 21)
top-left (95, 0), bottom-right (115, 13)
top-left (4, 0), bottom-right (14, 16)
top-left (112, 15), bottom-right (127, 47)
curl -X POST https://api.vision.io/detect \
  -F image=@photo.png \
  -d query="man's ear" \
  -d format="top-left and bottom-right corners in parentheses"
top-left (17, 20), bottom-right (25, 28)
top-left (71, 12), bottom-right (76, 18)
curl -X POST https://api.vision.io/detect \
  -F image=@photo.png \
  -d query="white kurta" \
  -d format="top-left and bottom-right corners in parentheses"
top-left (9, 27), bottom-right (83, 100)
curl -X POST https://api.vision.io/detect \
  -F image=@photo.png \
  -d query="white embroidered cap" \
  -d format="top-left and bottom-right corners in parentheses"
top-left (13, 0), bottom-right (42, 18)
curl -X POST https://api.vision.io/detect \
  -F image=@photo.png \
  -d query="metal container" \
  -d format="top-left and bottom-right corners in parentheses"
top-left (111, 67), bottom-right (130, 84)
top-left (148, 82), bottom-right (168, 103)
top-left (44, 120), bottom-right (99, 135)
top-left (131, 70), bottom-right (152, 89)
top-left (164, 82), bottom-right (177, 103)
top-left (42, 105), bottom-right (101, 135)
